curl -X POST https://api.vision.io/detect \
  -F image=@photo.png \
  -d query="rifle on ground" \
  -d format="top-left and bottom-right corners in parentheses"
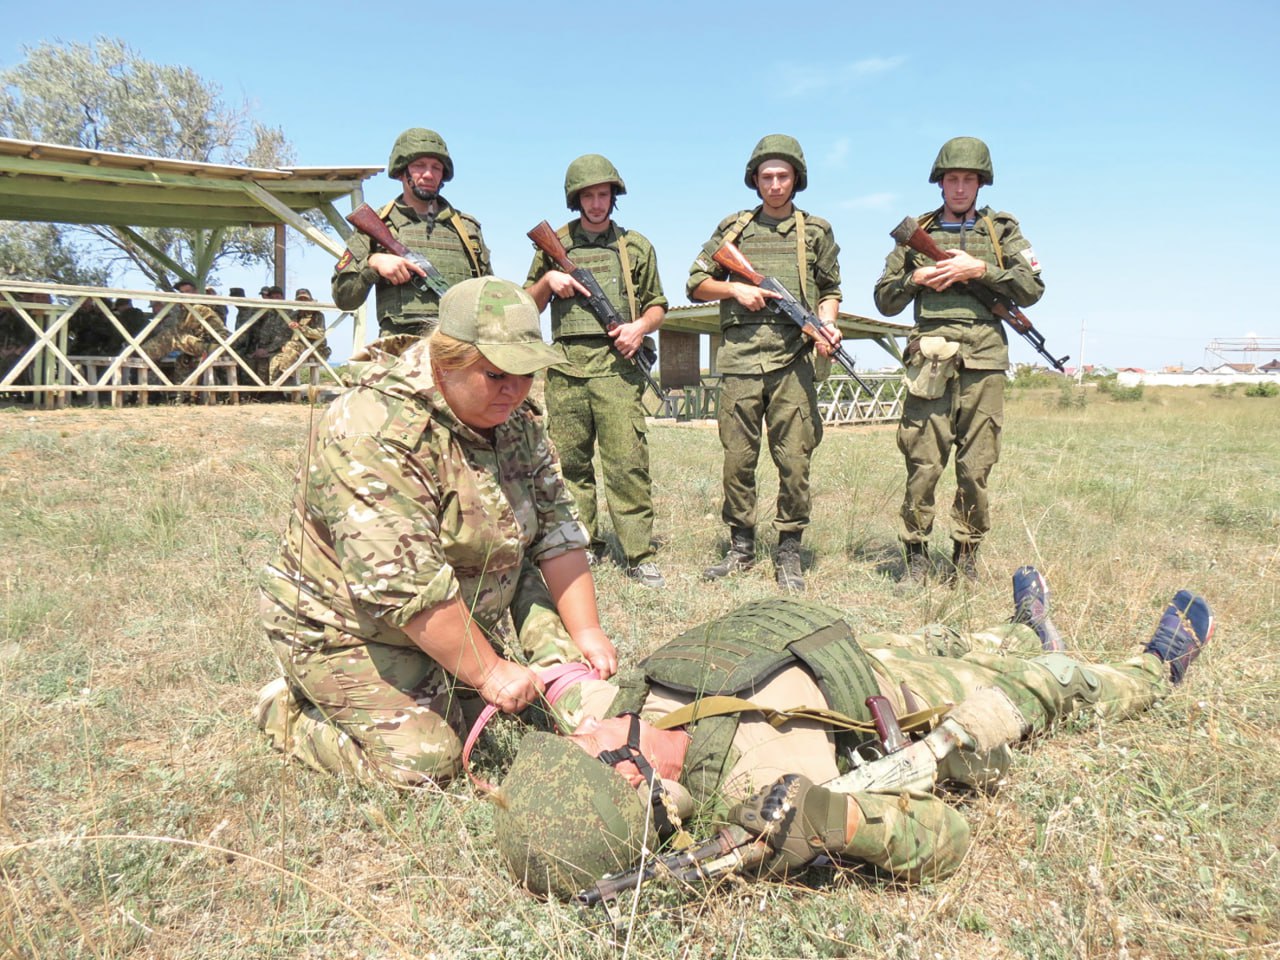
top-left (711, 242), bottom-right (876, 395)
top-left (345, 203), bottom-right (451, 298)
top-left (526, 220), bottom-right (663, 399)
top-left (574, 825), bottom-right (768, 917)
top-left (889, 216), bottom-right (1068, 372)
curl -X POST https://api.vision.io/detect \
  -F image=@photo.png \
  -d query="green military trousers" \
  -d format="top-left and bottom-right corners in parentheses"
top-left (840, 622), bottom-right (1167, 881)
top-left (897, 368), bottom-right (1004, 546)
top-left (257, 561), bottom-right (585, 787)
top-left (544, 368), bottom-right (655, 567)
top-left (717, 356), bottom-right (822, 534)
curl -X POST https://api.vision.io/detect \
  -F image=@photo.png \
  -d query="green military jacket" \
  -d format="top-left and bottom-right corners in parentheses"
top-left (331, 197), bottom-right (491, 332)
top-left (525, 219), bottom-right (667, 379)
top-left (687, 207), bottom-right (841, 375)
top-left (259, 337), bottom-right (588, 655)
top-left (873, 205), bottom-right (1044, 370)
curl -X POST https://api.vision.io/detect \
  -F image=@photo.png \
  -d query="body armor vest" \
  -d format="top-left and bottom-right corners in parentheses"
top-left (613, 598), bottom-right (881, 809)
top-left (376, 209), bottom-right (481, 328)
top-left (551, 225), bottom-right (632, 340)
top-left (720, 215), bottom-right (812, 330)
top-left (914, 207), bottom-right (1002, 326)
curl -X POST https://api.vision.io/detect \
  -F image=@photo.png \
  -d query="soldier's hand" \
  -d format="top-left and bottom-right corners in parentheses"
top-left (544, 270), bottom-right (591, 300)
top-left (729, 282), bottom-right (781, 313)
top-left (730, 774), bottom-right (852, 876)
top-left (608, 320), bottom-right (644, 359)
top-left (808, 321), bottom-right (842, 356)
top-left (478, 660), bottom-right (545, 715)
top-left (368, 253), bottom-right (427, 286)
top-left (925, 250), bottom-right (987, 290)
top-left (571, 626), bottom-right (617, 680)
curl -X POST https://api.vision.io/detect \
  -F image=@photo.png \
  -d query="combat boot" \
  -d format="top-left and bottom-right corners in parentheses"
top-left (775, 532), bottom-right (805, 592)
top-left (1011, 565), bottom-right (1065, 651)
top-left (950, 541), bottom-right (979, 584)
top-left (1144, 589), bottom-right (1215, 684)
top-left (703, 527), bottom-right (755, 580)
top-left (902, 542), bottom-right (931, 585)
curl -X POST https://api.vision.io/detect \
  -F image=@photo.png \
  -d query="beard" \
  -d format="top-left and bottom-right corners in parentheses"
top-left (410, 182), bottom-right (439, 203)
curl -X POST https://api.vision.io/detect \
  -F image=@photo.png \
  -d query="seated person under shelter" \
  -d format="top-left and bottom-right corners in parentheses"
top-left (493, 568), bottom-right (1214, 898)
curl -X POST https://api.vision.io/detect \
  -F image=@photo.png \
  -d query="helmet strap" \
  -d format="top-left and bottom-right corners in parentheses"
top-left (596, 713), bottom-right (678, 836)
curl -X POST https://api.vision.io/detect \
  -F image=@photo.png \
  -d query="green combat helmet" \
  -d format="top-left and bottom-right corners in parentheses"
top-left (387, 127), bottom-right (454, 181)
top-left (929, 136), bottom-right (994, 185)
top-left (744, 134), bottom-right (808, 192)
top-left (563, 154), bottom-right (627, 208)
top-left (493, 733), bottom-right (647, 899)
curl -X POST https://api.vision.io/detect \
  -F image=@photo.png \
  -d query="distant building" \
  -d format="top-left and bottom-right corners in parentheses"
top-left (1258, 358), bottom-right (1280, 374)
top-left (1213, 362), bottom-right (1256, 374)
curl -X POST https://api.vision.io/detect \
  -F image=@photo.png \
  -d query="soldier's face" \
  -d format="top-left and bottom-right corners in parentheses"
top-left (577, 183), bottom-right (615, 229)
top-left (405, 157), bottom-right (446, 200)
top-left (435, 355), bottom-right (533, 430)
top-left (940, 170), bottom-right (982, 217)
top-left (754, 160), bottom-right (796, 210)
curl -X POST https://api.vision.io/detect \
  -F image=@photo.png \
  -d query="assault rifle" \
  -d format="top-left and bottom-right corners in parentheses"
top-left (526, 221), bottom-right (663, 399)
top-left (889, 216), bottom-right (1068, 372)
top-left (345, 203), bottom-right (451, 298)
top-left (711, 242), bottom-right (876, 396)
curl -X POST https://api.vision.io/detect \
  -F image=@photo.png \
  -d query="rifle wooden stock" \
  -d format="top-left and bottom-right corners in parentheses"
top-left (888, 216), bottom-right (1068, 371)
top-left (346, 203), bottom-right (411, 258)
top-left (710, 243), bottom-right (766, 286)
top-left (527, 220), bottom-right (577, 274)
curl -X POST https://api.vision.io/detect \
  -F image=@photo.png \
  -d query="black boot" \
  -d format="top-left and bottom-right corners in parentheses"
top-left (703, 527), bottom-right (755, 580)
top-left (775, 531), bottom-right (805, 592)
top-left (902, 541), bottom-right (931, 585)
top-left (950, 541), bottom-right (979, 584)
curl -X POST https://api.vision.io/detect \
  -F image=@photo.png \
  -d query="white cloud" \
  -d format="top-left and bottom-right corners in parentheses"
top-left (778, 56), bottom-right (906, 98)
top-left (840, 192), bottom-right (897, 211)
top-left (826, 137), bottom-right (852, 166)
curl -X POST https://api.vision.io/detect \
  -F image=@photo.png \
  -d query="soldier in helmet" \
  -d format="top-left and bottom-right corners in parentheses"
top-left (874, 137), bottom-right (1045, 584)
top-left (333, 128), bottom-right (492, 338)
top-left (253, 277), bottom-right (616, 787)
top-left (524, 154), bottom-right (668, 588)
top-left (493, 572), bottom-right (1214, 899)
top-left (688, 135), bottom-right (843, 592)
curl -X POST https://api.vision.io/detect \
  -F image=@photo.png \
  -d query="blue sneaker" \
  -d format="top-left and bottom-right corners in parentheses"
top-left (1144, 590), bottom-right (1214, 684)
top-left (1012, 565), bottom-right (1065, 652)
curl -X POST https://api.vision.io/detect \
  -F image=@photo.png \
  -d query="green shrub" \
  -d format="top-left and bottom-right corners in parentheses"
top-left (1244, 380), bottom-right (1279, 398)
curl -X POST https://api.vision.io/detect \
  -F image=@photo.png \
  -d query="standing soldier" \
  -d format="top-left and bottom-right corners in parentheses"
top-left (332, 128), bottom-right (491, 338)
top-left (874, 137), bottom-right (1045, 584)
top-left (525, 155), bottom-right (668, 588)
top-left (688, 135), bottom-right (843, 592)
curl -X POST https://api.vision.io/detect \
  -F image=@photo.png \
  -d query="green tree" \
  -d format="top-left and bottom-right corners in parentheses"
top-left (0, 36), bottom-right (294, 288)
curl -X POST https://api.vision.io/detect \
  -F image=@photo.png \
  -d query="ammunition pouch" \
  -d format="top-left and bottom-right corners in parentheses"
top-left (903, 336), bottom-right (960, 400)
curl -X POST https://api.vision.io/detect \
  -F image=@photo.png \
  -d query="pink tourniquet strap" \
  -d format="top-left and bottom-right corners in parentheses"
top-left (462, 662), bottom-right (599, 791)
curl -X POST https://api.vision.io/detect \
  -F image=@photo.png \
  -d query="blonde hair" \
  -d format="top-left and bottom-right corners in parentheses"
top-left (428, 330), bottom-right (482, 372)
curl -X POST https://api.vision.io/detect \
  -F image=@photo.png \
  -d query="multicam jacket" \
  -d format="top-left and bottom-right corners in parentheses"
top-left (260, 337), bottom-right (588, 653)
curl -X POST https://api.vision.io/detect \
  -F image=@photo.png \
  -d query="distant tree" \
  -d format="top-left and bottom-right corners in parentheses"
top-left (0, 222), bottom-right (110, 286)
top-left (0, 37), bottom-right (294, 288)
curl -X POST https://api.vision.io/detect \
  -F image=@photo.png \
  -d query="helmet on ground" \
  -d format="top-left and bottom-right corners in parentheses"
top-left (564, 154), bottom-right (627, 209)
top-left (493, 733), bottom-right (647, 899)
top-left (929, 136), bottom-right (994, 185)
top-left (744, 134), bottom-right (807, 192)
top-left (387, 128), bottom-right (454, 181)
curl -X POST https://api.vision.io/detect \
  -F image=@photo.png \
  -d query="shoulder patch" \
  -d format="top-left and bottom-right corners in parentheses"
top-left (336, 249), bottom-right (354, 271)
top-left (1021, 248), bottom-right (1041, 272)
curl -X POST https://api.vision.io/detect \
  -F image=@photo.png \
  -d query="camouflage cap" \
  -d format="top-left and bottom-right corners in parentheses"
top-left (493, 733), bottom-right (647, 899)
top-left (437, 277), bottom-right (565, 376)
top-left (294, 288), bottom-right (313, 300)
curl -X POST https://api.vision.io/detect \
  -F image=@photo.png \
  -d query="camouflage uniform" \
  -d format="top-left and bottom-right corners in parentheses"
top-left (243, 306), bottom-right (294, 385)
top-left (143, 302), bottom-right (229, 384)
top-left (526, 221), bottom-right (666, 567)
top-left (257, 336), bottom-right (589, 786)
top-left (573, 602), bottom-right (1166, 881)
top-left (688, 207), bottom-right (840, 536)
top-left (332, 198), bottom-right (491, 338)
top-left (269, 305), bottom-right (330, 383)
top-left (875, 205), bottom-right (1043, 548)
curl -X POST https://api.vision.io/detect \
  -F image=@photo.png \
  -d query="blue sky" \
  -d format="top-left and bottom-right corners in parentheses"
top-left (4, 0), bottom-right (1276, 370)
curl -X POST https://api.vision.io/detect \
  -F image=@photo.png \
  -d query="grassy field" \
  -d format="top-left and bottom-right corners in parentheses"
top-left (1, 384), bottom-right (1277, 959)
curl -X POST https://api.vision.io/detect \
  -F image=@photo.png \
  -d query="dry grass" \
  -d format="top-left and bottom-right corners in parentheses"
top-left (0, 384), bottom-right (1277, 959)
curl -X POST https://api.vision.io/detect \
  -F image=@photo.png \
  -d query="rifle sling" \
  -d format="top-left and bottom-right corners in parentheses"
top-left (722, 206), bottom-right (810, 308)
top-left (651, 694), bottom-right (946, 737)
top-left (557, 221), bottom-right (639, 322)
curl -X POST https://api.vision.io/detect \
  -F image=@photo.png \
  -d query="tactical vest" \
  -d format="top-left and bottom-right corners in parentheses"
top-left (914, 206), bottom-right (1003, 326)
top-left (375, 206), bottom-right (483, 328)
top-left (612, 598), bottom-right (881, 810)
top-left (719, 211), bottom-right (813, 330)
top-left (550, 223), bottom-right (632, 340)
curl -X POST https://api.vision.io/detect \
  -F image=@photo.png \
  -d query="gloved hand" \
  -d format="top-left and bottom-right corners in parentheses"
top-left (730, 774), bottom-right (850, 876)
